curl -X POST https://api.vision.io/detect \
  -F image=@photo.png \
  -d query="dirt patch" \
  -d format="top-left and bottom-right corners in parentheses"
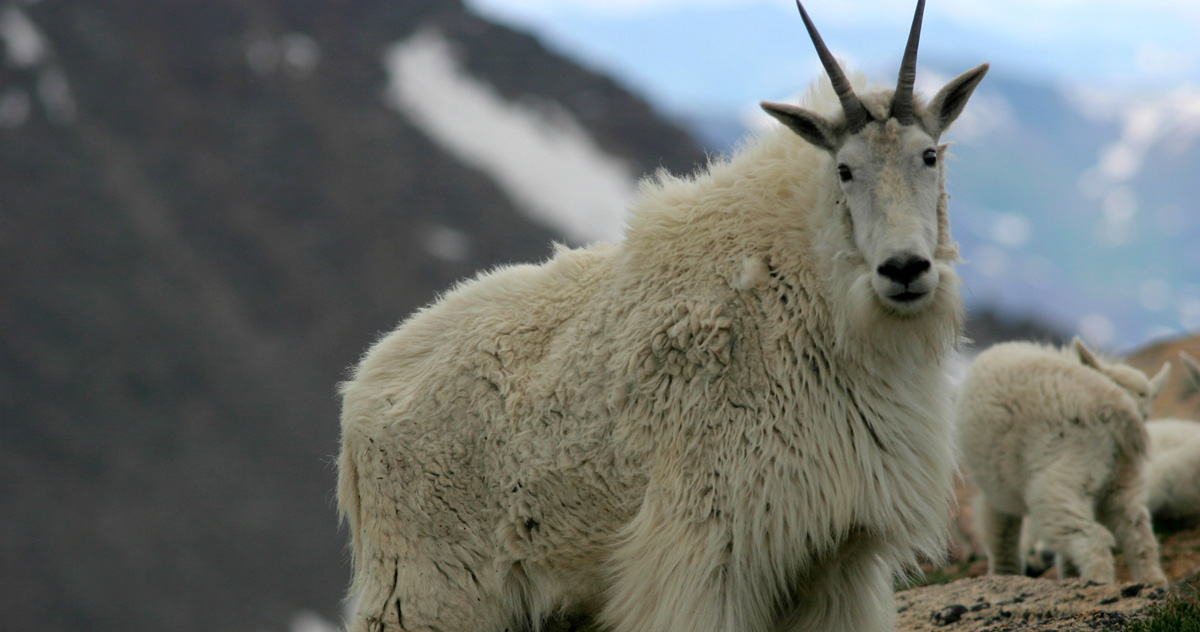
top-left (896, 576), bottom-right (1171, 632)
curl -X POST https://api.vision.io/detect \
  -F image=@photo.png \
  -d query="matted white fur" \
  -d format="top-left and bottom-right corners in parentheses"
top-left (958, 338), bottom-right (1170, 585)
top-left (337, 51), bottom-right (986, 632)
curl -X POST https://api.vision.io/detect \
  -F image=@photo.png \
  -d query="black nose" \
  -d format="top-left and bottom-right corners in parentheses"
top-left (877, 255), bottom-right (930, 285)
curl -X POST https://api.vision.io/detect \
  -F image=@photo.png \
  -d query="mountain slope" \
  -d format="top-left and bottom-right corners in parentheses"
top-left (0, 1), bottom-right (704, 630)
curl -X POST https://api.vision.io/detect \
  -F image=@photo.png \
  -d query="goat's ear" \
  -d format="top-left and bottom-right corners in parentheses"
top-left (924, 63), bottom-right (989, 138)
top-left (1073, 336), bottom-right (1102, 370)
top-left (1181, 351), bottom-right (1200, 398)
top-left (761, 101), bottom-right (838, 153)
top-left (1149, 362), bottom-right (1172, 400)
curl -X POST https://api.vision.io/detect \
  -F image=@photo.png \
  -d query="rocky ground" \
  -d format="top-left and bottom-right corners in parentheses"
top-left (896, 576), bottom-right (1172, 632)
top-left (897, 524), bottom-right (1200, 631)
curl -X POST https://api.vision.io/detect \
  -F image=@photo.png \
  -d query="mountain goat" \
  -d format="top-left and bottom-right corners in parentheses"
top-left (337, 2), bottom-right (989, 630)
top-left (1023, 415), bottom-right (1200, 576)
top-left (1145, 418), bottom-right (1200, 524)
top-left (958, 338), bottom-right (1170, 585)
top-left (1143, 351), bottom-right (1200, 524)
top-left (1022, 351), bottom-right (1200, 577)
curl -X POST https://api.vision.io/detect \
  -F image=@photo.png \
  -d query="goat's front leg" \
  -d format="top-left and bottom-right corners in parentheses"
top-left (775, 539), bottom-right (894, 632)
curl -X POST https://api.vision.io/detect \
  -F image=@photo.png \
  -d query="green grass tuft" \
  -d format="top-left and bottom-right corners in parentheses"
top-left (1124, 593), bottom-right (1200, 632)
top-left (895, 559), bottom-right (974, 591)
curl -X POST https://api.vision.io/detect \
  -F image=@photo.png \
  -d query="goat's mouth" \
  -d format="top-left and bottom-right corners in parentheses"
top-left (873, 279), bottom-right (937, 313)
top-left (889, 290), bottom-right (928, 304)
top-left (880, 290), bottom-right (934, 315)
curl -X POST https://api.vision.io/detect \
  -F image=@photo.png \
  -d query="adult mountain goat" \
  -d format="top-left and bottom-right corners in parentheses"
top-left (958, 338), bottom-right (1170, 585)
top-left (338, 1), bottom-right (988, 630)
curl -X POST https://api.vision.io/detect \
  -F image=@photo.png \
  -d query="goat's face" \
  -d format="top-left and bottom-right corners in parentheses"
top-left (1073, 337), bottom-right (1171, 419)
top-left (835, 120), bottom-right (941, 312)
top-left (1107, 362), bottom-right (1171, 419)
top-left (761, 0), bottom-right (988, 315)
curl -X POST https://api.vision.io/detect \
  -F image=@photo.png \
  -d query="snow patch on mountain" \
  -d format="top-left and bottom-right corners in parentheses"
top-left (0, 4), bottom-right (47, 68)
top-left (385, 28), bottom-right (636, 245)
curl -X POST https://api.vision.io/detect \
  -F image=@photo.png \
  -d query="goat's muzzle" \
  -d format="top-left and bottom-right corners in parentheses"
top-left (873, 253), bottom-right (937, 309)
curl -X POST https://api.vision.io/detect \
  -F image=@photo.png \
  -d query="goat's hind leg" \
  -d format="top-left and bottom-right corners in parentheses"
top-left (1098, 467), bottom-right (1168, 586)
top-left (1027, 468), bottom-right (1116, 583)
top-left (975, 495), bottom-right (1023, 576)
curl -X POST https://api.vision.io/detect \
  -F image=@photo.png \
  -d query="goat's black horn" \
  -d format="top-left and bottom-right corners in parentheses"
top-left (891, 0), bottom-right (925, 124)
top-left (795, 0), bottom-right (870, 132)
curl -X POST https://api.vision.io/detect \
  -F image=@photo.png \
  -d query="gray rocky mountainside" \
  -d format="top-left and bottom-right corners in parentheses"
top-left (0, 1), bottom-right (703, 630)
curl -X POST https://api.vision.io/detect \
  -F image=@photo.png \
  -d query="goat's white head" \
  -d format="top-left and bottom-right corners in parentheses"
top-left (762, 0), bottom-right (988, 314)
top-left (1073, 337), bottom-right (1171, 419)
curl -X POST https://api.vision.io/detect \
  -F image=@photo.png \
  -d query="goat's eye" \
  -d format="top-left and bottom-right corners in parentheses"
top-left (923, 148), bottom-right (937, 167)
top-left (837, 164), bottom-right (853, 182)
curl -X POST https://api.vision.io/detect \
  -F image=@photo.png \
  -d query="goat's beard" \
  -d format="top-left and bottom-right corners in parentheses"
top-left (829, 258), bottom-right (964, 367)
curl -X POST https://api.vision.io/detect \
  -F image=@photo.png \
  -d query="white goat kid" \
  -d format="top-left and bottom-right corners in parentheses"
top-left (1023, 416), bottom-right (1200, 576)
top-left (1022, 351), bottom-right (1200, 576)
top-left (338, 2), bottom-right (988, 631)
top-left (1145, 418), bottom-right (1200, 524)
top-left (959, 338), bottom-right (1170, 585)
top-left (1143, 352), bottom-right (1200, 524)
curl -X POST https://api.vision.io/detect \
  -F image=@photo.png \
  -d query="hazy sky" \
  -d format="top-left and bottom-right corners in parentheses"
top-left (467, 0), bottom-right (1200, 115)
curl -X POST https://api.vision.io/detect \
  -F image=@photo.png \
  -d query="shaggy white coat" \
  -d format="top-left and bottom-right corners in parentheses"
top-left (958, 339), bottom-right (1169, 585)
top-left (337, 78), bottom-right (976, 632)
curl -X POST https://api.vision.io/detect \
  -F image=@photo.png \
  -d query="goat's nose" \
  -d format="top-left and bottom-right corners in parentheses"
top-left (877, 255), bottom-right (931, 285)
